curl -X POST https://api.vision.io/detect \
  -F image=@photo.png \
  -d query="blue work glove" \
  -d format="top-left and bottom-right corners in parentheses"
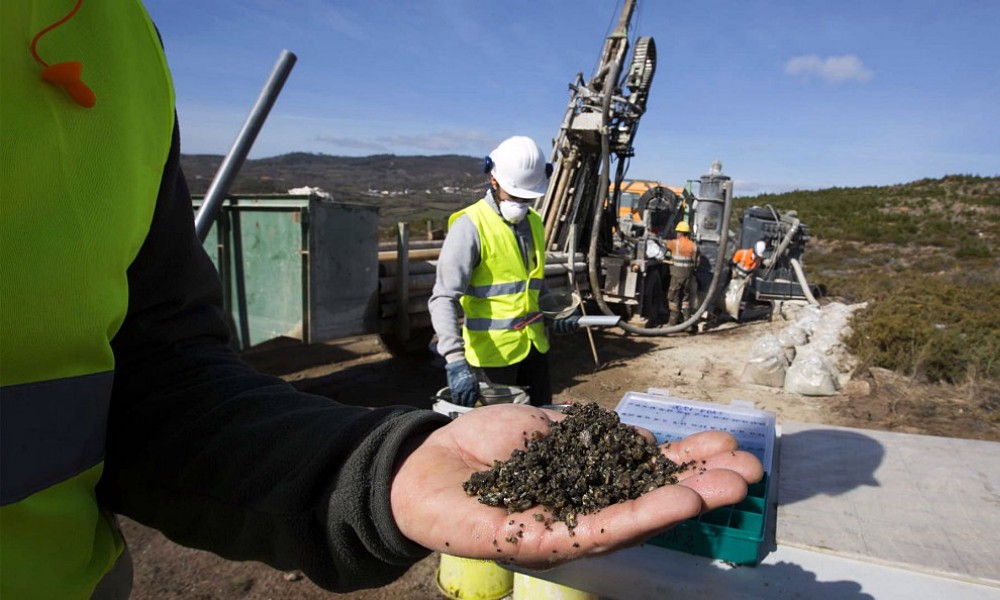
top-left (551, 314), bottom-right (581, 335)
top-left (445, 358), bottom-right (479, 407)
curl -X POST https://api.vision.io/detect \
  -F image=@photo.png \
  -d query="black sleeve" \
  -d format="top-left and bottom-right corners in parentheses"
top-left (97, 120), bottom-right (448, 592)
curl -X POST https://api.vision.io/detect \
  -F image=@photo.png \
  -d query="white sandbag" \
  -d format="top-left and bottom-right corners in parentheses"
top-left (794, 304), bottom-right (823, 335)
top-left (784, 351), bottom-right (840, 396)
top-left (740, 333), bottom-right (789, 388)
top-left (777, 323), bottom-right (809, 348)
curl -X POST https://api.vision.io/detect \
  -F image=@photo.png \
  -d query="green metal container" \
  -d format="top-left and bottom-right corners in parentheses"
top-left (193, 193), bottom-right (379, 349)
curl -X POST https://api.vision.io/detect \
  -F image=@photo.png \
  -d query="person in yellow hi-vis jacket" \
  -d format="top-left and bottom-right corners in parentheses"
top-left (428, 136), bottom-right (579, 407)
top-left (1, 3), bottom-right (763, 599)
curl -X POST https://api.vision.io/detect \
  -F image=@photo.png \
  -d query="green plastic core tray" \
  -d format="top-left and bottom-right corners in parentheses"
top-left (615, 390), bottom-right (776, 566)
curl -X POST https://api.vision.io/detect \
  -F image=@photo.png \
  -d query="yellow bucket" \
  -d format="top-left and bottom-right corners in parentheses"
top-left (436, 554), bottom-right (514, 600)
top-left (512, 572), bottom-right (598, 600)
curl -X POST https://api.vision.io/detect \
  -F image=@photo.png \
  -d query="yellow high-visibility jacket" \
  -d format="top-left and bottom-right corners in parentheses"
top-left (449, 199), bottom-right (549, 367)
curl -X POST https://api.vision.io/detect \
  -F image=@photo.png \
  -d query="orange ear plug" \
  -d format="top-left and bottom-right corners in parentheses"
top-left (41, 61), bottom-right (95, 108)
top-left (30, 0), bottom-right (95, 108)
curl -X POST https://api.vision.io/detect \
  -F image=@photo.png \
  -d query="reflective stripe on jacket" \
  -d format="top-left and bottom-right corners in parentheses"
top-left (666, 235), bottom-right (698, 268)
top-left (733, 248), bottom-right (761, 275)
top-left (1, 1), bottom-right (175, 598)
top-left (450, 199), bottom-right (549, 367)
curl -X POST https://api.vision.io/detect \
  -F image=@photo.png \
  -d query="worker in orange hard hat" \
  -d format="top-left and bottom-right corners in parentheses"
top-left (664, 221), bottom-right (699, 326)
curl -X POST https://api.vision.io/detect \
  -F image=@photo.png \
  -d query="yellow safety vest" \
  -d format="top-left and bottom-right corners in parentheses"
top-left (1, 1), bottom-right (175, 598)
top-left (450, 199), bottom-right (549, 367)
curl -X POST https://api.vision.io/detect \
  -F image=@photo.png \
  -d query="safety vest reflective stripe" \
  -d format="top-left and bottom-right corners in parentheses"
top-left (465, 312), bottom-right (544, 331)
top-left (0, 372), bottom-right (113, 506)
top-left (467, 278), bottom-right (543, 298)
top-left (733, 249), bottom-right (760, 274)
top-left (671, 257), bottom-right (696, 267)
top-left (667, 237), bottom-right (697, 267)
top-left (455, 199), bottom-right (549, 367)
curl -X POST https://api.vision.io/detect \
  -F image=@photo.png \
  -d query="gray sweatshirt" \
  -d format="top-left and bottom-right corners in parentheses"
top-left (428, 190), bottom-right (540, 363)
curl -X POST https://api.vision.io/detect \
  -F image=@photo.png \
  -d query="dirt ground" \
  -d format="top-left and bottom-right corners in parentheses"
top-left (122, 305), bottom-right (1000, 600)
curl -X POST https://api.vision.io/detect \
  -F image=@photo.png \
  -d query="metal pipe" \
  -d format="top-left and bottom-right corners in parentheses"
top-left (378, 239), bottom-right (443, 251)
top-left (194, 49), bottom-right (297, 241)
top-left (378, 248), bottom-right (441, 262)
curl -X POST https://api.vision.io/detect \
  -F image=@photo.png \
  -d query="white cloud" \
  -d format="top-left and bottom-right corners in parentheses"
top-left (785, 54), bottom-right (874, 84)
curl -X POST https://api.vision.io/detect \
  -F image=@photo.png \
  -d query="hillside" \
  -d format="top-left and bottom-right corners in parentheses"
top-left (735, 175), bottom-right (1000, 385)
top-left (181, 152), bottom-right (486, 228)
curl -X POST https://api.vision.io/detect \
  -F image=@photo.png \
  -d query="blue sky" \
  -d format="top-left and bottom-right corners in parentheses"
top-left (148, 1), bottom-right (999, 196)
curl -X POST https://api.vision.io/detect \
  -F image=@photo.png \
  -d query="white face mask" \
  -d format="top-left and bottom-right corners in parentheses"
top-left (499, 200), bottom-right (530, 223)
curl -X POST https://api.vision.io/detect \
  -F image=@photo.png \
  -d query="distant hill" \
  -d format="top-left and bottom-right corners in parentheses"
top-left (181, 152), bottom-right (488, 227)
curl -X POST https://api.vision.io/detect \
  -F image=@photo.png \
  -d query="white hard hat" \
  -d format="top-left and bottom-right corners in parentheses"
top-left (754, 240), bottom-right (767, 256)
top-left (488, 136), bottom-right (549, 199)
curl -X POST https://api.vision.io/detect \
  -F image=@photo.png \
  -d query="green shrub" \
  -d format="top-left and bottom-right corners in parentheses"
top-left (738, 175), bottom-right (999, 384)
top-left (955, 236), bottom-right (994, 259)
top-left (845, 273), bottom-right (1000, 383)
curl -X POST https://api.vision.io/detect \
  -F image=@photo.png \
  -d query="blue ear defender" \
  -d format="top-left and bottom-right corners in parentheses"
top-left (482, 155), bottom-right (553, 179)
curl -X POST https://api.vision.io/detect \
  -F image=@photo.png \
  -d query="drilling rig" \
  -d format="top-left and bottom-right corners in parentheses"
top-left (190, 0), bottom-right (818, 355)
top-left (537, 0), bottom-right (817, 335)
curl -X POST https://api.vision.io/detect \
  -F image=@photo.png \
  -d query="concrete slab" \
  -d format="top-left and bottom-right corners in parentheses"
top-left (778, 422), bottom-right (1000, 586)
top-left (512, 543), bottom-right (1000, 600)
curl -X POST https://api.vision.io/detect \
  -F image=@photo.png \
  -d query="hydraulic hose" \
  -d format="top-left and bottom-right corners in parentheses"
top-left (616, 197), bottom-right (733, 336)
top-left (584, 45), bottom-right (734, 336)
top-left (763, 213), bottom-right (799, 279)
top-left (790, 257), bottom-right (819, 305)
top-left (587, 53), bottom-right (624, 320)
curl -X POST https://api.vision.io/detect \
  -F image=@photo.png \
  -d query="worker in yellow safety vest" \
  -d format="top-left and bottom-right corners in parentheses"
top-left (428, 136), bottom-right (580, 406)
top-left (664, 221), bottom-right (700, 326)
top-left (1, 3), bottom-right (764, 598)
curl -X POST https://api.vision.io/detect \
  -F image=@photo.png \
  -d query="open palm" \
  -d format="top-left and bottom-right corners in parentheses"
top-left (390, 404), bottom-right (764, 569)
